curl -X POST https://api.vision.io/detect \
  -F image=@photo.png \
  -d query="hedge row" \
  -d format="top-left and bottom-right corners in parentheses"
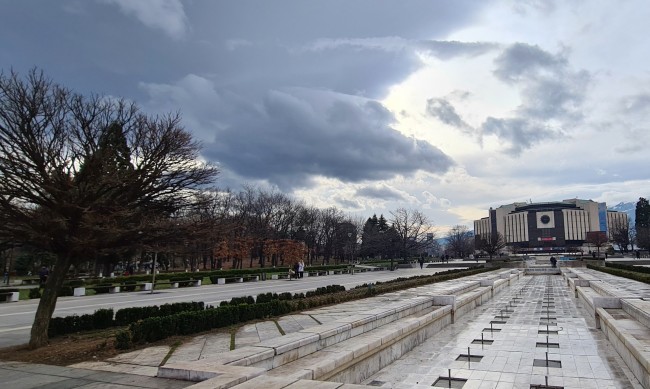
top-left (48, 302), bottom-right (205, 338)
top-left (587, 264), bottom-right (650, 284)
top-left (221, 285), bottom-right (344, 306)
top-left (128, 300), bottom-right (294, 345)
top-left (114, 302), bottom-right (205, 326)
top-left (118, 267), bottom-right (492, 348)
top-left (49, 309), bottom-right (114, 337)
top-left (605, 262), bottom-right (650, 275)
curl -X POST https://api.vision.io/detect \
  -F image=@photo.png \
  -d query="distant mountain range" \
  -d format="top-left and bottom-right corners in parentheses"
top-left (609, 201), bottom-right (636, 225)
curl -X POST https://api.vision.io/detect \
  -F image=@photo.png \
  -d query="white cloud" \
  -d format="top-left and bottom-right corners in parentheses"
top-left (102, 0), bottom-right (188, 40)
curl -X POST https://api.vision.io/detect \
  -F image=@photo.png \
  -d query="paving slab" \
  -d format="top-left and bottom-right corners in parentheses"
top-left (257, 320), bottom-right (282, 341)
top-left (165, 335), bottom-right (207, 364)
top-left (0, 361), bottom-right (191, 389)
top-left (69, 361), bottom-right (159, 376)
top-left (199, 332), bottom-right (231, 359)
top-left (235, 323), bottom-right (261, 347)
top-left (106, 345), bottom-right (170, 366)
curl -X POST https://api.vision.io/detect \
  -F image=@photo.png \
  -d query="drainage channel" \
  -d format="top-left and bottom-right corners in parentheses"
top-left (362, 274), bottom-right (642, 388)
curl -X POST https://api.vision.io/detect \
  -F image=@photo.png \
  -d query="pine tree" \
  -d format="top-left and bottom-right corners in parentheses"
top-left (636, 198), bottom-right (650, 250)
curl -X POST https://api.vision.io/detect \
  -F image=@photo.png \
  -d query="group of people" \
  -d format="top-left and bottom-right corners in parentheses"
top-left (289, 260), bottom-right (305, 279)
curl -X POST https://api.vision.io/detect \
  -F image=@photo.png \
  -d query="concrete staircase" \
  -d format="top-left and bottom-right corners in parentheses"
top-left (564, 267), bottom-right (650, 388)
top-left (158, 269), bottom-right (523, 388)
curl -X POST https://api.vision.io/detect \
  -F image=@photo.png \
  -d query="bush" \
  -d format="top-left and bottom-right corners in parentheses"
top-left (305, 285), bottom-right (346, 297)
top-left (221, 296), bottom-right (255, 306)
top-left (121, 280), bottom-right (137, 292)
top-left (128, 300), bottom-right (295, 345)
top-left (29, 288), bottom-right (41, 299)
top-left (115, 330), bottom-right (133, 350)
top-left (57, 287), bottom-right (75, 297)
top-left (278, 292), bottom-right (293, 301)
top-left (93, 308), bottom-right (115, 329)
top-left (588, 264), bottom-right (650, 283)
top-left (170, 277), bottom-right (196, 287)
top-left (255, 292), bottom-right (278, 304)
top-left (93, 283), bottom-right (114, 294)
top-left (48, 308), bottom-right (114, 338)
top-left (114, 301), bottom-right (204, 326)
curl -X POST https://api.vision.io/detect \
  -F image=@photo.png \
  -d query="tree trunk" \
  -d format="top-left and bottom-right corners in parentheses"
top-left (29, 254), bottom-right (72, 349)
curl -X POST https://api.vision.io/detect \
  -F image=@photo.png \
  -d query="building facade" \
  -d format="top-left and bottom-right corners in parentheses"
top-left (474, 199), bottom-right (628, 254)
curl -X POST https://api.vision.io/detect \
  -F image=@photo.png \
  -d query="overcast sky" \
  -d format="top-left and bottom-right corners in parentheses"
top-left (2, 0), bottom-right (649, 231)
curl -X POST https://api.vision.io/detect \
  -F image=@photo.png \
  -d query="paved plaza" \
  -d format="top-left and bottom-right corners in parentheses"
top-left (362, 274), bottom-right (642, 388)
top-left (2, 267), bottom-right (650, 388)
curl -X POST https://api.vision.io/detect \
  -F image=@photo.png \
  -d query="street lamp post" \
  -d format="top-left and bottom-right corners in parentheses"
top-left (150, 251), bottom-right (157, 294)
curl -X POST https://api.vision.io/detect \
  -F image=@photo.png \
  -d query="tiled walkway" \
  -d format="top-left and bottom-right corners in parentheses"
top-left (362, 275), bottom-right (643, 388)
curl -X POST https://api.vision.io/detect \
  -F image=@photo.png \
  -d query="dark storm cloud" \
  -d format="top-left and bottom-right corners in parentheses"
top-left (1, 0), bottom-right (484, 193)
top-left (200, 88), bottom-right (454, 190)
top-left (481, 43), bottom-right (590, 154)
top-left (356, 185), bottom-right (406, 201)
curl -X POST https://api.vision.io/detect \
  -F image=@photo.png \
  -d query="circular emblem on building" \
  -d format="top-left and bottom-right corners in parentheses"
top-left (540, 215), bottom-right (551, 224)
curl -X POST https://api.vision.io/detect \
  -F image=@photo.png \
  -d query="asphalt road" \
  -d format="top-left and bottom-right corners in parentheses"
top-left (0, 265), bottom-right (470, 349)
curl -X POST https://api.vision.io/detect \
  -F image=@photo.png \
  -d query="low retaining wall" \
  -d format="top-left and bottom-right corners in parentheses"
top-left (563, 267), bottom-right (650, 388)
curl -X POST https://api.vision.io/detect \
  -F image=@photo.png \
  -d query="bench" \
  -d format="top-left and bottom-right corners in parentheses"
top-left (73, 285), bottom-right (121, 296)
top-left (0, 291), bottom-right (19, 302)
top-left (119, 282), bottom-right (153, 292)
top-left (156, 279), bottom-right (202, 288)
top-left (21, 278), bottom-right (41, 285)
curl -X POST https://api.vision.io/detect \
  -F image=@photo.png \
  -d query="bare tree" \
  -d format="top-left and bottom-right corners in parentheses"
top-left (586, 231), bottom-right (608, 258)
top-left (317, 207), bottom-right (346, 264)
top-left (445, 225), bottom-right (473, 258)
top-left (0, 70), bottom-right (218, 348)
top-left (610, 219), bottom-right (633, 253)
top-left (389, 208), bottom-right (435, 265)
top-left (476, 231), bottom-right (506, 260)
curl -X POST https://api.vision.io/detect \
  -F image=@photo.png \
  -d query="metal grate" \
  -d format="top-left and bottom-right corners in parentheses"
top-left (533, 358), bottom-right (562, 368)
top-left (432, 377), bottom-right (467, 388)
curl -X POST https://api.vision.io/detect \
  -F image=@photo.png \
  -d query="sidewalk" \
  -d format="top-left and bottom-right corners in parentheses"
top-left (0, 360), bottom-right (191, 389)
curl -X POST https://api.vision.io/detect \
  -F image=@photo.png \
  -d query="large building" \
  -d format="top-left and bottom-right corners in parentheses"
top-left (474, 199), bottom-right (628, 254)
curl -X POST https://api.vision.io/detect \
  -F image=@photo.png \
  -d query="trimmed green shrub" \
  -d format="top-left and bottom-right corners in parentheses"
top-left (48, 308), bottom-right (114, 337)
top-left (29, 288), bottom-right (41, 299)
top-left (93, 283), bottom-right (114, 294)
top-left (588, 264), bottom-right (650, 283)
top-left (605, 262), bottom-right (650, 274)
top-left (221, 296), bottom-right (255, 306)
top-left (121, 280), bottom-right (137, 292)
top-left (278, 292), bottom-right (293, 301)
top-left (255, 292), bottom-right (278, 304)
top-left (115, 330), bottom-right (133, 350)
top-left (114, 301), bottom-right (204, 326)
top-left (305, 285), bottom-right (345, 297)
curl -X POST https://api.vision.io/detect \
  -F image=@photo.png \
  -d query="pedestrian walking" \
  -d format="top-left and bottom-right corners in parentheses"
top-left (38, 266), bottom-right (49, 287)
top-left (298, 260), bottom-right (304, 278)
top-left (419, 257), bottom-right (424, 269)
